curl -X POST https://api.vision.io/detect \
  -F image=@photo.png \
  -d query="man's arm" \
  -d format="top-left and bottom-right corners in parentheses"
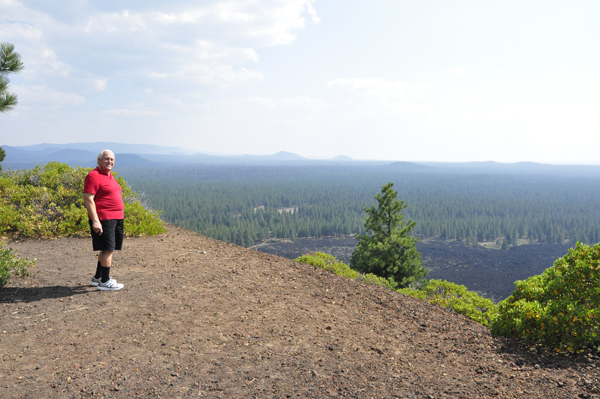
top-left (84, 193), bottom-right (103, 235)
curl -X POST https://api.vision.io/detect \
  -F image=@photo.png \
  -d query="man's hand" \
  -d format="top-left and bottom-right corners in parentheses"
top-left (84, 193), bottom-right (102, 235)
top-left (92, 220), bottom-right (103, 235)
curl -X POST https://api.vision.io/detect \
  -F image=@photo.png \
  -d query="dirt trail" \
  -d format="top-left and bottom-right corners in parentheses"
top-left (1, 223), bottom-right (598, 398)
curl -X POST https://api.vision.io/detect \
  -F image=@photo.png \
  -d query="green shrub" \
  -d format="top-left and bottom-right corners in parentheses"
top-left (294, 252), bottom-right (393, 290)
top-left (361, 272), bottom-right (394, 289)
top-left (0, 242), bottom-right (35, 287)
top-left (490, 242), bottom-right (600, 352)
top-left (0, 162), bottom-right (165, 237)
top-left (399, 279), bottom-right (498, 326)
top-left (296, 252), bottom-right (358, 277)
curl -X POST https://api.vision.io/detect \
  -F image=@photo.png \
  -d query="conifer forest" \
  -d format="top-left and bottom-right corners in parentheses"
top-left (119, 164), bottom-right (600, 249)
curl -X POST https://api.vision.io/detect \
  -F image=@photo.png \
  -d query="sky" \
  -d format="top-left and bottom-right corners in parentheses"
top-left (1, 0), bottom-right (599, 163)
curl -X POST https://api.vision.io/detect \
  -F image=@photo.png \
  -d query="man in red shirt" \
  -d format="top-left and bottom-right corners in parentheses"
top-left (84, 150), bottom-right (125, 291)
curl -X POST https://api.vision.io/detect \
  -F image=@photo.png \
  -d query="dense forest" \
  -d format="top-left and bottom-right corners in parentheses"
top-left (119, 164), bottom-right (600, 248)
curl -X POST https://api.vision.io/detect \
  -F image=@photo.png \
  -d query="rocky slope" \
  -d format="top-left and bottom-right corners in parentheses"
top-left (1, 224), bottom-right (598, 398)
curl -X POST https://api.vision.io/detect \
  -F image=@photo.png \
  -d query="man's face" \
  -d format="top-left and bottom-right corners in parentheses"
top-left (99, 152), bottom-right (115, 172)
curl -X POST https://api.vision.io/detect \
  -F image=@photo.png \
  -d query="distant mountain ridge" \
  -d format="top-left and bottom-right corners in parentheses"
top-left (13, 142), bottom-right (195, 155)
top-left (0, 143), bottom-right (364, 169)
top-left (3, 142), bottom-right (600, 176)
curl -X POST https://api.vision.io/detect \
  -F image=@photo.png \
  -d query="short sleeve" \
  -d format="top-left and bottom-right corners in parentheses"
top-left (84, 172), bottom-right (99, 195)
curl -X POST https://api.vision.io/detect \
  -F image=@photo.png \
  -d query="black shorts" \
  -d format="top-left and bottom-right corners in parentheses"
top-left (89, 219), bottom-right (124, 251)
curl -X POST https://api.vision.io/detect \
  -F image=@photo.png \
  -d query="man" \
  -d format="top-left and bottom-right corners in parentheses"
top-left (84, 150), bottom-right (125, 291)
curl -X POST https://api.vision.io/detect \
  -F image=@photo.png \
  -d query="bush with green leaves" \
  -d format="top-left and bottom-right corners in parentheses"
top-left (399, 279), bottom-right (498, 326)
top-left (490, 242), bottom-right (600, 352)
top-left (0, 242), bottom-right (35, 287)
top-left (295, 252), bottom-right (392, 289)
top-left (0, 162), bottom-right (165, 237)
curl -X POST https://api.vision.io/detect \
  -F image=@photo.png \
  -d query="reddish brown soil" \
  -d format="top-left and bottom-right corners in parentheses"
top-left (1, 223), bottom-right (599, 398)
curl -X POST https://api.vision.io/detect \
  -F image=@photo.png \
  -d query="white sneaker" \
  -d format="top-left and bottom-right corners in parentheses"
top-left (97, 279), bottom-right (124, 291)
top-left (91, 276), bottom-right (113, 287)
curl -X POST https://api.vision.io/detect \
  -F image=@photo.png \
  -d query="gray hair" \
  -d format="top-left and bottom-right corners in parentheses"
top-left (96, 149), bottom-right (115, 166)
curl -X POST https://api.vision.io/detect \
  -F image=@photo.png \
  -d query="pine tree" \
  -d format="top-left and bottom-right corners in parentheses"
top-left (1, 42), bottom-right (24, 113)
top-left (350, 182), bottom-right (428, 289)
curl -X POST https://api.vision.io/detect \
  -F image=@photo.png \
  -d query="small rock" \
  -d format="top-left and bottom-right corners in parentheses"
top-left (370, 347), bottom-right (383, 355)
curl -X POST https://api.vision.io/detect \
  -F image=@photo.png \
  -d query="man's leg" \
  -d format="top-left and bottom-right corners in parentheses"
top-left (95, 220), bottom-right (124, 291)
top-left (98, 250), bottom-right (113, 267)
top-left (98, 250), bottom-right (113, 283)
top-left (94, 260), bottom-right (102, 279)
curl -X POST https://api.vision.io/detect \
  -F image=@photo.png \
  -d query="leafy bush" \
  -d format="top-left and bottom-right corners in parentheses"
top-left (0, 242), bottom-right (35, 287)
top-left (360, 272), bottom-right (394, 289)
top-left (399, 279), bottom-right (498, 326)
top-left (490, 242), bottom-right (600, 352)
top-left (295, 252), bottom-right (392, 289)
top-left (0, 162), bottom-right (165, 237)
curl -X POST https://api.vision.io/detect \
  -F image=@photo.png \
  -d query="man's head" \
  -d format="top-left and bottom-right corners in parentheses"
top-left (97, 149), bottom-right (115, 172)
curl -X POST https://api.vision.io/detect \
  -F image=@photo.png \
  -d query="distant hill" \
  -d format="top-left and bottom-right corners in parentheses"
top-left (14, 142), bottom-right (195, 155)
top-left (110, 154), bottom-right (156, 167)
top-left (330, 155), bottom-right (353, 161)
top-left (0, 146), bottom-right (157, 170)
top-left (1, 146), bottom-right (97, 170)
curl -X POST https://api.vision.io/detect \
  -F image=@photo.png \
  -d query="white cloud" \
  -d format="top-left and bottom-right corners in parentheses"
top-left (306, 3), bottom-right (320, 24)
top-left (13, 85), bottom-right (85, 107)
top-left (0, 18), bottom-right (71, 79)
top-left (94, 79), bottom-right (108, 91)
top-left (142, 91), bottom-right (187, 109)
top-left (100, 108), bottom-right (166, 117)
top-left (1, 0), bottom-right (319, 88)
top-left (327, 78), bottom-right (435, 118)
top-left (75, 1), bottom-right (320, 76)
top-left (327, 78), bottom-right (434, 101)
top-left (242, 96), bottom-right (330, 112)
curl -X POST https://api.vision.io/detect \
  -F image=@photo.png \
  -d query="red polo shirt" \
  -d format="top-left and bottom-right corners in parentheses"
top-left (84, 167), bottom-right (124, 220)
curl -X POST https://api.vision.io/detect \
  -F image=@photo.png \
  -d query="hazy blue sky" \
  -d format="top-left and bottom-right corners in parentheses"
top-left (1, 1), bottom-right (599, 163)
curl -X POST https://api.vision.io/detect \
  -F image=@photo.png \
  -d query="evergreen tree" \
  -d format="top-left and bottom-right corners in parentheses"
top-left (1, 42), bottom-right (24, 113)
top-left (350, 182), bottom-right (428, 288)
